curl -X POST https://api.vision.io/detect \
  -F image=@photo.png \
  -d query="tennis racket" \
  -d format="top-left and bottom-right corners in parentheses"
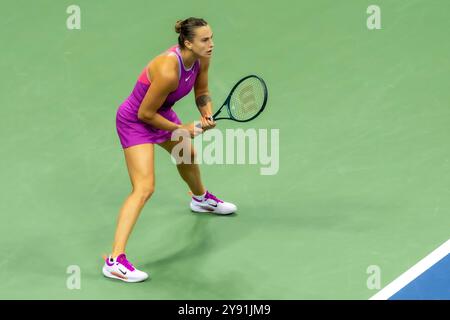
top-left (197, 75), bottom-right (268, 127)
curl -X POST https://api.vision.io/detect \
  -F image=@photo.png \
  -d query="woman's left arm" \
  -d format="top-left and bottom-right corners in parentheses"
top-left (194, 57), bottom-right (216, 130)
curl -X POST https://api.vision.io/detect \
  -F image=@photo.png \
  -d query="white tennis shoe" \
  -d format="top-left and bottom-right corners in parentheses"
top-left (102, 253), bottom-right (148, 283)
top-left (190, 190), bottom-right (237, 215)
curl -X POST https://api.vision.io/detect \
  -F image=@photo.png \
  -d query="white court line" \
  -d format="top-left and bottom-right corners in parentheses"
top-left (370, 239), bottom-right (450, 300)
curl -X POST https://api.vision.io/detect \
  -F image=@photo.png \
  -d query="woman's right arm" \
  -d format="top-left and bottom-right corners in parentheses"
top-left (137, 57), bottom-right (182, 132)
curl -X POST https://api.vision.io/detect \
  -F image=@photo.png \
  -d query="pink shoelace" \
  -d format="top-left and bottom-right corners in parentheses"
top-left (205, 191), bottom-right (223, 203)
top-left (116, 254), bottom-right (135, 271)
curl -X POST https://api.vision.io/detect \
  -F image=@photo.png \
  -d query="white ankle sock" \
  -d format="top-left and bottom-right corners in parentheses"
top-left (193, 191), bottom-right (207, 201)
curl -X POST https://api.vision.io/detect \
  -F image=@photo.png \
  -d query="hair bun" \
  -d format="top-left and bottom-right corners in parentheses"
top-left (174, 17), bottom-right (208, 49)
top-left (175, 20), bottom-right (183, 34)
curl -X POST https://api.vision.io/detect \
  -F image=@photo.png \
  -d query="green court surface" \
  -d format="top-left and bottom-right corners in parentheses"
top-left (1, 0), bottom-right (449, 299)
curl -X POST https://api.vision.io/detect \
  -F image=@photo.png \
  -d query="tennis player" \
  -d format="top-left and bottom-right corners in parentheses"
top-left (102, 18), bottom-right (237, 282)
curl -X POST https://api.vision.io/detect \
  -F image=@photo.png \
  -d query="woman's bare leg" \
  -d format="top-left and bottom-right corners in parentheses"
top-left (112, 143), bottom-right (155, 257)
top-left (158, 138), bottom-right (206, 196)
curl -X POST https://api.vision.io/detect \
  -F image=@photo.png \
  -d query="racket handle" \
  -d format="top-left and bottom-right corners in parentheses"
top-left (195, 116), bottom-right (215, 128)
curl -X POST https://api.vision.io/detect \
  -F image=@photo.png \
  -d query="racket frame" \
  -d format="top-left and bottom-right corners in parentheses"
top-left (212, 74), bottom-right (268, 123)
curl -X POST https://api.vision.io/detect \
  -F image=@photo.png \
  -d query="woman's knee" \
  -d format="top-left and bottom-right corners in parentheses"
top-left (179, 147), bottom-right (197, 165)
top-left (132, 183), bottom-right (155, 202)
top-left (189, 147), bottom-right (197, 163)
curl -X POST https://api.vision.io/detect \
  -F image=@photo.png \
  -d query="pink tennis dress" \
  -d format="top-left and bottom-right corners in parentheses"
top-left (115, 45), bottom-right (200, 148)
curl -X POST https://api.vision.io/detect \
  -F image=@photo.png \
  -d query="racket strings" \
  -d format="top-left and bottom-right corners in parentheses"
top-left (229, 77), bottom-right (266, 121)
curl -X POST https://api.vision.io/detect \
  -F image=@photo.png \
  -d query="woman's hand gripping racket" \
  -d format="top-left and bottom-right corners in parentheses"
top-left (197, 75), bottom-right (268, 128)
